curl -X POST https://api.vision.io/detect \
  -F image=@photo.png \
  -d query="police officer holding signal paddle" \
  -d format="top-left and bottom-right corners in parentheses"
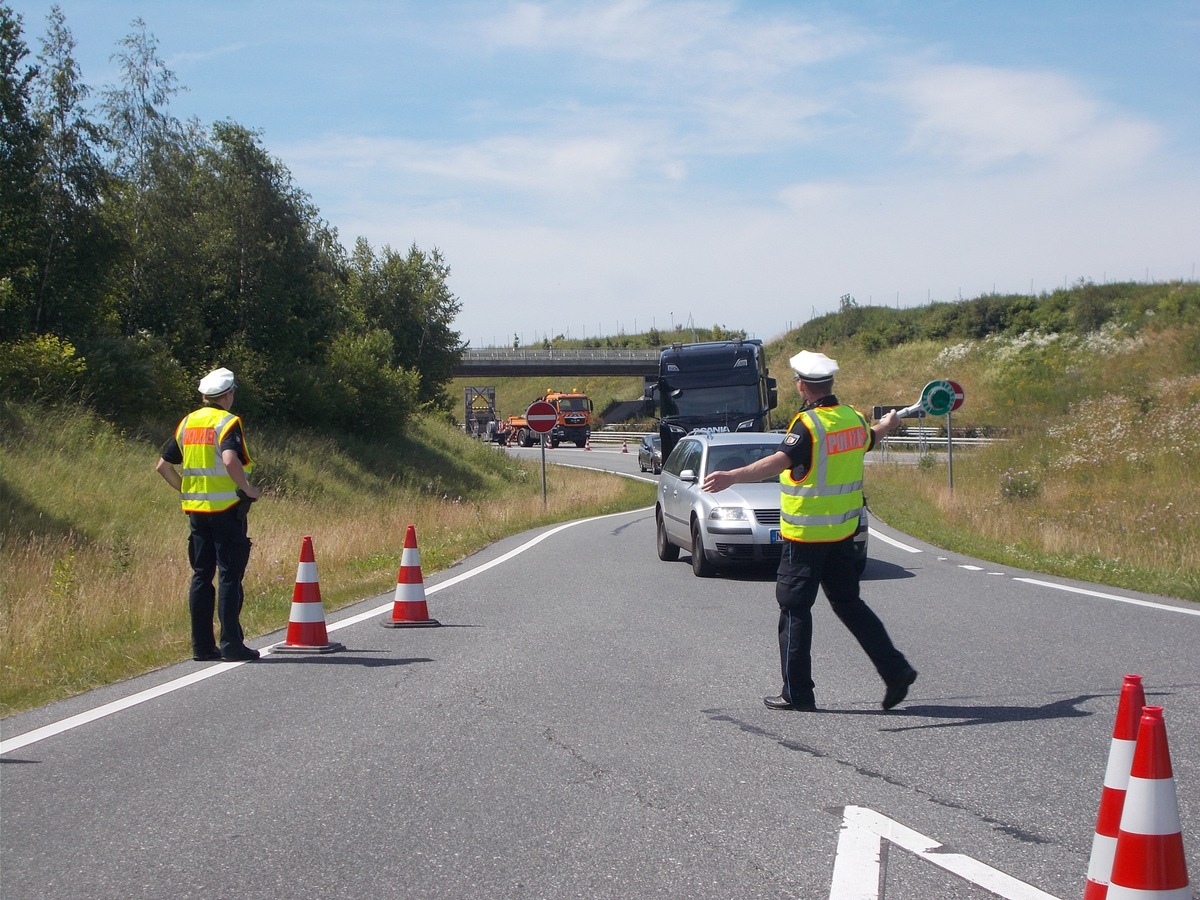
top-left (702, 351), bottom-right (917, 711)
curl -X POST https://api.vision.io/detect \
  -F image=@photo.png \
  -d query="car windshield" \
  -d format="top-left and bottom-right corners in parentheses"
top-left (704, 443), bottom-right (780, 482)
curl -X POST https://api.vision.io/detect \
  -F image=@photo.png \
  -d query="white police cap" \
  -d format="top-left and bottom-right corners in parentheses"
top-left (198, 367), bottom-right (236, 397)
top-left (789, 350), bottom-right (839, 383)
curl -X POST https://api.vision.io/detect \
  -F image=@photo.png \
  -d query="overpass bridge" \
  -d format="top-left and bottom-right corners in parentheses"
top-left (453, 348), bottom-right (661, 378)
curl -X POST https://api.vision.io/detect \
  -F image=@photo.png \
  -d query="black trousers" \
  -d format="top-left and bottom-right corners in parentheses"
top-left (187, 504), bottom-right (252, 654)
top-left (774, 536), bottom-right (910, 704)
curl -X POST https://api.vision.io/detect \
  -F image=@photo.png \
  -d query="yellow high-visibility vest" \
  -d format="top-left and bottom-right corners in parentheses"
top-left (175, 406), bottom-right (254, 513)
top-left (779, 405), bottom-right (867, 543)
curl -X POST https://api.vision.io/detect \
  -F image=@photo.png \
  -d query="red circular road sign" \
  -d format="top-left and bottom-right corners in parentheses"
top-left (524, 400), bottom-right (557, 433)
top-left (947, 379), bottom-right (965, 412)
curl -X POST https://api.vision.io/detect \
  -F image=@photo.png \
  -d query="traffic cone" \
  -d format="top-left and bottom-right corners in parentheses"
top-left (622, 439), bottom-right (629, 453)
top-left (1085, 675), bottom-right (1146, 899)
top-left (382, 525), bottom-right (441, 628)
top-left (1106, 706), bottom-right (1191, 899)
top-left (275, 536), bottom-right (344, 654)
top-left (584, 436), bottom-right (592, 451)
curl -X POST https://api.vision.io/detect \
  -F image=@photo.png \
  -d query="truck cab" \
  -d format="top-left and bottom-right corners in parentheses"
top-left (656, 339), bottom-right (778, 461)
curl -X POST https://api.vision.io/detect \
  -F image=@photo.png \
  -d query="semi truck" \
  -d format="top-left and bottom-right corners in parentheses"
top-left (655, 339), bottom-right (778, 462)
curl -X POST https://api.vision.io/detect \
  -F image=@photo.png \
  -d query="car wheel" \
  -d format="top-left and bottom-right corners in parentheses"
top-left (691, 519), bottom-right (714, 577)
top-left (657, 510), bottom-right (680, 561)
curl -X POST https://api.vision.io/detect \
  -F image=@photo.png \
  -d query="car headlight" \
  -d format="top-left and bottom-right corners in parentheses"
top-left (708, 507), bottom-right (748, 522)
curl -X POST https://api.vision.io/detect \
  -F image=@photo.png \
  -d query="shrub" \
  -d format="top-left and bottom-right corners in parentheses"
top-left (0, 334), bottom-right (87, 401)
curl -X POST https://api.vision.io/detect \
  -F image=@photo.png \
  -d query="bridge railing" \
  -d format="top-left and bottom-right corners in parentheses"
top-left (461, 348), bottom-right (660, 362)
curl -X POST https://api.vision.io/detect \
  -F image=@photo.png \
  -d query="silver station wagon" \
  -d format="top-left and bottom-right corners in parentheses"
top-left (655, 430), bottom-right (868, 577)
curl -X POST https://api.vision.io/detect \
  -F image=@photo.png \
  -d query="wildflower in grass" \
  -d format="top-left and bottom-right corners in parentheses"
top-left (999, 468), bottom-right (1040, 500)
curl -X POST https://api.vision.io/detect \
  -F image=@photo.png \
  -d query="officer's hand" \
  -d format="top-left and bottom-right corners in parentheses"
top-left (702, 471), bottom-right (730, 493)
top-left (880, 411), bottom-right (901, 433)
top-left (242, 485), bottom-right (262, 501)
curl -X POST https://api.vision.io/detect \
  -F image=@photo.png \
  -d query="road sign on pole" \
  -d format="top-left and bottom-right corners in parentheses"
top-left (525, 400), bottom-right (557, 434)
top-left (524, 400), bottom-right (556, 505)
top-left (947, 379), bottom-right (965, 412)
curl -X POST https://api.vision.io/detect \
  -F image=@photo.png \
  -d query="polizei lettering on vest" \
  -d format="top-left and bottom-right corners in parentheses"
top-left (182, 427), bottom-right (217, 446)
top-left (825, 426), bottom-right (866, 455)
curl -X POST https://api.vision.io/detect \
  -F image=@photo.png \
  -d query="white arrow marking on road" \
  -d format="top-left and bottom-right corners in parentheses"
top-left (829, 806), bottom-right (1060, 900)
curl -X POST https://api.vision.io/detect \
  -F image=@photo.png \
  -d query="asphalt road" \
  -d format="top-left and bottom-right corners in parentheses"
top-left (3, 442), bottom-right (1198, 899)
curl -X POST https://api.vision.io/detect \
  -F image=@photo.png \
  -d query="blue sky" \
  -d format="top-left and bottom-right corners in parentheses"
top-left (10, 1), bottom-right (1199, 347)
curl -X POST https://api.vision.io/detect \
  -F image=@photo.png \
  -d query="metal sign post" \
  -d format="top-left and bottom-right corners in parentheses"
top-left (946, 380), bottom-right (964, 493)
top-left (524, 400), bottom-right (557, 506)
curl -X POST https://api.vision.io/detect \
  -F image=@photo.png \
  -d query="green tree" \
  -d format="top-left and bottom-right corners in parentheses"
top-left (344, 239), bottom-right (463, 408)
top-left (30, 5), bottom-right (113, 339)
top-left (0, 4), bottom-right (45, 341)
top-left (99, 17), bottom-right (183, 336)
top-left (197, 123), bottom-right (340, 365)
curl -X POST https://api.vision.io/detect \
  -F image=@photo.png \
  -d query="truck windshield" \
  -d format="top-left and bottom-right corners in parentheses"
top-left (557, 398), bottom-right (588, 412)
top-left (661, 384), bottom-right (761, 421)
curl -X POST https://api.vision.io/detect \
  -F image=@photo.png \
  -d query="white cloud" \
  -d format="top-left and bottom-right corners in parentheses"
top-left (890, 63), bottom-right (1161, 175)
top-left (483, 1), bottom-right (872, 88)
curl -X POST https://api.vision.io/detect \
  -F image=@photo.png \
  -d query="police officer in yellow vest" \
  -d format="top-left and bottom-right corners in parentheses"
top-left (702, 351), bottom-right (917, 711)
top-left (156, 367), bottom-right (262, 662)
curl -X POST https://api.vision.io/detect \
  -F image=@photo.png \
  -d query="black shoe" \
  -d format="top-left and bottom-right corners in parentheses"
top-left (882, 669), bottom-right (918, 710)
top-left (222, 646), bottom-right (260, 661)
top-left (763, 695), bottom-right (817, 711)
top-left (192, 649), bottom-right (223, 662)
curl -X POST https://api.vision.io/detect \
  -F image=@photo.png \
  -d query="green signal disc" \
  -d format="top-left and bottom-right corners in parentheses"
top-left (920, 380), bottom-right (955, 416)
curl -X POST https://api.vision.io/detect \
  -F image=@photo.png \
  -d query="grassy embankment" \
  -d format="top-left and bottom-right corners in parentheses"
top-left (0, 406), bottom-right (655, 716)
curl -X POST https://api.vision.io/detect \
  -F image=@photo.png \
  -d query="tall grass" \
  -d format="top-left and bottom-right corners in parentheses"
top-left (862, 327), bottom-right (1200, 602)
top-left (0, 405), bottom-right (655, 715)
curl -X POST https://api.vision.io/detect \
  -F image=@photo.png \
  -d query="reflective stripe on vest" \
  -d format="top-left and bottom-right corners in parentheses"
top-left (779, 406), bottom-right (867, 543)
top-left (175, 408), bottom-right (252, 513)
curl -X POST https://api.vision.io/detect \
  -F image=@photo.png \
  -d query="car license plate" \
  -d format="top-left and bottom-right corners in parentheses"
top-left (770, 529), bottom-right (781, 543)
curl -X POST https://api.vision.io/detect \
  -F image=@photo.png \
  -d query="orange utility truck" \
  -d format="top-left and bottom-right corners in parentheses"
top-left (541, 388), bottom-right (593, 448)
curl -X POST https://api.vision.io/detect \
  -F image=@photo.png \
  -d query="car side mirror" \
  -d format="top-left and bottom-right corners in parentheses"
top-left (679, 469), bottom-right (698, 483)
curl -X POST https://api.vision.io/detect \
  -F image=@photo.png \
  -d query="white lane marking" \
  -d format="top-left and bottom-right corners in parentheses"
top-left (876, 531), bottom-right (1197, 618)
top-left (1014, 577), bottom-right (1200, 617)
top-left (830, 806), bottom-right (1060, 900)
top-left (1, 507), bottom-right (651, 756)
top-left (867, 527), bottom-right (921, 553)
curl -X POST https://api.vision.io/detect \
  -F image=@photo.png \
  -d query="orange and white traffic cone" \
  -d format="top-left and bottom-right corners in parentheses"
top-left (622, 439), bottom-right (629, 453)
top-left (1085, 674), bottom-right (1146, 899)
top-left (275, 536), bottom-right (344, 654)
top-left (382, 525), bottom-right (441, 628)
top-left (1107, 706), bottom-right (1191, 899)
top-left (584, 436), bottom-right (592, 451)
